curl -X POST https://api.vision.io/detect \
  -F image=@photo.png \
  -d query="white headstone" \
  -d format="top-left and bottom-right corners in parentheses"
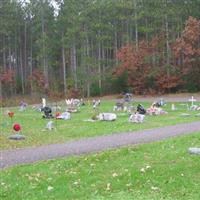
top-left (42, 98), bottom-right (46, 108)
top-left (129, 113), bottom-right (145, 123)
top-left (56, 112), bottom-right (71, 120)
top-left (171, 104), bottom-right (176, 111)
top-left (97, 113), bottom-right (117, 121)
top-left (188, 147), bottom-right (200, 155)
top-left (46, 121), bottom-right (54, 130)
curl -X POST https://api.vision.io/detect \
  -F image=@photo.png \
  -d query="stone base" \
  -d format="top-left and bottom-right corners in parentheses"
top-left (9, 134), bottom-right (25, 140)
top-left (188, 147), bottom-right (200, 155)
top-left (180, 113), bottom-right (191, 117)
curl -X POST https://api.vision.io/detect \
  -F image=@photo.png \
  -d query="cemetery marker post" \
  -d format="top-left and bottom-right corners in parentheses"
top-left (188, 96), bottom-right (196, 107)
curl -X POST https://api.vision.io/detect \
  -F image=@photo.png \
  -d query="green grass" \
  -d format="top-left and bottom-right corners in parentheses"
top-left (0, 132), bottom-right (199, 200)
top-left (0, 100), bottom-right (199, 150)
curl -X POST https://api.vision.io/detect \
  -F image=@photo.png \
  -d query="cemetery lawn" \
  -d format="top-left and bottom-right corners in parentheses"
top-left (0, 100), bottom-right (200, 150)
top-left (0, 132), bottom-right (200, 200)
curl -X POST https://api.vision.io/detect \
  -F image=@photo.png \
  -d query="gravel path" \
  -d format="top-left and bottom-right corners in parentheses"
top-left (1, 121), bottom-right (200, 169)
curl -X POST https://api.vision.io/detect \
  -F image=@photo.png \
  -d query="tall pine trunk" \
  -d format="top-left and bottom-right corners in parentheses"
top-left (62, 34), bottom-right (67, 96)
top-left (71, 43), bottom-right (77, 90)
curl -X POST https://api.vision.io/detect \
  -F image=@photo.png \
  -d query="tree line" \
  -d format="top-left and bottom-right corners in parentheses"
top-left (0, 0), bottom-right (200, 98)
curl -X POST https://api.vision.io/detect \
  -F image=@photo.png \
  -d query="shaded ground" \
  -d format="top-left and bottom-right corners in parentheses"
top-left (102, 92), bottom-right (200, 102)
top-left (1, 121), bottom-right (199, 169)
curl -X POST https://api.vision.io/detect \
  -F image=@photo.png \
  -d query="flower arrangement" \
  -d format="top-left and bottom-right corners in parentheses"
top-left (13, 123), bottom-right (21, 132)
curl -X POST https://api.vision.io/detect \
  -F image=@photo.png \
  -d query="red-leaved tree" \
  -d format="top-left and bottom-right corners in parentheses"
top-left (115, 41), bottom-right (152, 94)
top-left (173, 16), bottom-right (200, 90)
top-left (0, 69), bottom-right (15, 96)
top-left (28, 69), bottom-right (47, 94)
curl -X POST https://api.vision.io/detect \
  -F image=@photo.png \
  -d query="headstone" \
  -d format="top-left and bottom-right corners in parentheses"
top-left (19, 101), bottom-right (27, 111)
top-left (180, 113), bottom-right (191, 117)
top-left (124, 93), bottom-right (133, 103)
top-left (188, 147), bottom-right (200, 155)
top-left (93, 99), bottom-right (101, 109)
top-left (97, 113), bottom-right (117, 121)
top-left (195, 113), bottom-right (200, 117)
top-left (46, 121), bottom-right (54, 130)
top-left (56, 112), bottom-right (71, 120)
top-left (42, 98), bottom-right (46, 108)
top-left (113, 101), bottom-right (124, 111)
top-left (190, 105), bottom-right (198, 111)
top-left (152, 99), bottom-right (166, 107)
top-left (9, 123), bottom-right (25, 140)
top-left (9, 134), bottom-right (25, 140)
top-left (171, 103), bottom-right (176, 111)
top-left (129, 113), bottom-right (145, 123)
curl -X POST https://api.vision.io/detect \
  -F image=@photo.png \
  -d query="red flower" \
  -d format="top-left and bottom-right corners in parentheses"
top-left (8, 112), bottom-right (14, 118)
top-left (13, 123), bottom-right (21, 132)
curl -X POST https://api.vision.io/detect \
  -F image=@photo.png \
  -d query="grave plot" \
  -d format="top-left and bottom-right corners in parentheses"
top-left (0, 99), bottom-right (200, 150)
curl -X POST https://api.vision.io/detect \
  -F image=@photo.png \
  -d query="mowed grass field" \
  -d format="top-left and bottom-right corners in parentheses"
top-left (0, 132), bottom-right (199, 200)
top-left (0, 100), bottom-right (199, 150)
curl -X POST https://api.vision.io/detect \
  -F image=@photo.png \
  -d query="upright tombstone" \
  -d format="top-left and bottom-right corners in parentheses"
top-left (42, 98), bottom-right (46, 108)
top-left (113, 100), bottom-right (124, 111)
top-left (129, 113), bottom-right (145, 123)
top-left (46, 121), bottom-right (54, 130)
top-left (171, 103), bottom-right (176, 111)
top-left (123, 93), bottom-right (133, 103)
top-left (93, 99), bottom-right (101, 109)
top-left (19, 101), bottom-right (27, 111)
top-left (152, 99), bottom-right (166, 108)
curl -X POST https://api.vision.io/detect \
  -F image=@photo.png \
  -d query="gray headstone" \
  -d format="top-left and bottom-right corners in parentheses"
top-left (188, 148), bottom-right (200, 155)
top-left (9, 134), bottom-right (25, 140)
top-left (180, 113), bottom-right (191, 117)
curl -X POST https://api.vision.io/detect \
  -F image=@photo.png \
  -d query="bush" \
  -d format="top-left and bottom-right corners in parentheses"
top-left (90, 82), bottom-right (101, 96)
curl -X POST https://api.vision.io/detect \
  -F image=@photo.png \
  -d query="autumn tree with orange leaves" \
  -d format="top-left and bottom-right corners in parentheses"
top-left (115, 17), bottom-right (199, 94)
top-left (173, 17), bottom-right (200, 91)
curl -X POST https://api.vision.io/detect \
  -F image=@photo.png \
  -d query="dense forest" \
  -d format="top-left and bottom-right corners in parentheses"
top-left (0, 0), bottom-right (200, 98)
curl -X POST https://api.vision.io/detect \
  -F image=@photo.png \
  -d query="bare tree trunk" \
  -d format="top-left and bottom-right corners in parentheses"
top-left (114, 30), bottom-right (118, 65)
top-left (0, 79), bottom-right (2, 100)
top-left (20, 46), bottom-right (25, 94)
top-left (98, 34), bottom-right (102, 93)
top-left (3, 36), bottom-right (6, 70)
top-left (86, 35), bottom-right (90, 98)
top-left (8, 37), bottom-right (11, 70)
top-left (164, 0), bottom-right (170, 92)
top-left (30, 33), bottom-right (33, 95)
top-left (134, 0), bottom-right (138, 51)
top-left (41, 3), bottom-right (48, 90)
top-left (24, 21), bottom-right (27, 91)
top-left (165, 14), bottom-right (170, 66)
top-left (62, 34), bottom-right (67, 96)
top-left (71, 43), bottom-right (77, 89)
